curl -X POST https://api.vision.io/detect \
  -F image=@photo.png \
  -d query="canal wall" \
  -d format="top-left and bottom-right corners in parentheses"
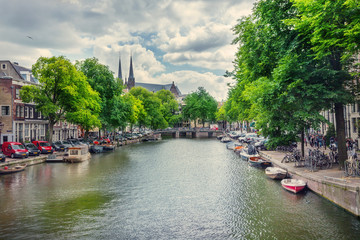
top-left (261, 151), bottom-right (360, 217)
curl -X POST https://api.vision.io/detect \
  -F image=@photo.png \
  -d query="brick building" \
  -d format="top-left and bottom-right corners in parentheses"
top-left (0, 61), bottom-right (78, 144)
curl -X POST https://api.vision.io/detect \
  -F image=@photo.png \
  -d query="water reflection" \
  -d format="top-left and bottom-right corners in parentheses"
top-left (0, 139), bottom-right (360, 239)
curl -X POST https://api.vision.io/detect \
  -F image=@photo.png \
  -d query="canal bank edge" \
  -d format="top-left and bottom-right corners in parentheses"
top-left (260, 151), bottom-right (360, 217)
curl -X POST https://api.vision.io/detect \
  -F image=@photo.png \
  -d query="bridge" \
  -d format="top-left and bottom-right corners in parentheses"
top-left (155, 128), bottom-right (224, 138)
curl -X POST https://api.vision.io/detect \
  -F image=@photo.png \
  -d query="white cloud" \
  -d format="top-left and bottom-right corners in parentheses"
top-left (157, 70), bottom-right (232, 101)
top-left (0, 0), bottom-right (256, 100)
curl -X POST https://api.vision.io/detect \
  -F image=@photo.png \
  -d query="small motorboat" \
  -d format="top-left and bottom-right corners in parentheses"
top-left (265, 167), bottom-right (287, 180)
top-left (281, 179), bottom-right (306, 194)
top-left (248, 156), bottom-right (272, 168)
top-left (0, 164), bottom-right (27, 174)
top-left (226, 141), bottom-right (241, 150)
top-left (221, 137), bottom-right (232, 143)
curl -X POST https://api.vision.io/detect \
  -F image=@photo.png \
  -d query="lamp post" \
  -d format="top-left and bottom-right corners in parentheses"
top-left (0, 120), bottom-right (4, 144)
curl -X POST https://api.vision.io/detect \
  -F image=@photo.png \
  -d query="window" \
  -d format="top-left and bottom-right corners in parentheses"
top-left (25, 107), bottom-right (28, 118)
top-left (30, 108), bottom-right (33, 118)
top-left (15, 89), bottom-right (20, 99)
top-left (352, 118), bottom-right (357, 133)
top-left (1, 106), bottom-right (10, 116)
top-left (1, 63), bottom-right (6, 70)
top-left (40, 124), bottom-right (45, 136)
top-left (38, 111), bottom-right (42, 119)
top-left (16, 105), bottom-right (20, 117)
top-left (25, 124), bottom-right (29, 137)
top-left (21, 106), bottom-right (24, 118)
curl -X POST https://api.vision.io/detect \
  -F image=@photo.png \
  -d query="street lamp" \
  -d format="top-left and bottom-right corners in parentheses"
top-left (0, 121), bottom-right (4, 144)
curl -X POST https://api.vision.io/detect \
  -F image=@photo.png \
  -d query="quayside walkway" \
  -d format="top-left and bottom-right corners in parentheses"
top-left (260, 149), bottom-right (360, 217)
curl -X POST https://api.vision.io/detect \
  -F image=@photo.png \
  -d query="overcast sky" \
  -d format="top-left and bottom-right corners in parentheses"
top-left (0, 0), bottom-right (256, 100)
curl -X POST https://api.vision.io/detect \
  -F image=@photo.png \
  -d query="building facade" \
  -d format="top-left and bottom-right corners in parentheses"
top-left (0, 60), bottom-right (78, 144)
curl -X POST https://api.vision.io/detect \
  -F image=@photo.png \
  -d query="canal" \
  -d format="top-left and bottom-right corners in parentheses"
top-left (0, 138), bottom-right (359, 239)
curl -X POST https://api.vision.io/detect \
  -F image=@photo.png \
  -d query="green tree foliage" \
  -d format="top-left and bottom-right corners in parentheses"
top-left (154, 89), bottom-right (180, 127)
top-left (76, 57), bottom-right (124, 131)
top-left (129, 87), bottom-right (168, 130)
top-left (228, 0), bottom-right (339, 155)
top-left (288, 0), bottom-right (360, 165)
top-left (182, 87), bottom-right (218, 127)
top-left (123, 93), bottom-right (146, 131)
top-left (20, 56), bottom-right (100, 143)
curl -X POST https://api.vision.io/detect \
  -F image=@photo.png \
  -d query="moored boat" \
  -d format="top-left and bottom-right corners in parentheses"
top-left (265, 167), bottom-right (287, 180)
top-left (220, 137), bottom-right (232, 143)
top-left (226, 141), bottom-right (241, 150)
top-left (248, 156), bottom-right (272, 168)
top-left (64, 145), bottom-right (91, 163)
top-left (0, 164), bottom-right (27, 174)
top-left (281, 179), bottom-right (306, 194)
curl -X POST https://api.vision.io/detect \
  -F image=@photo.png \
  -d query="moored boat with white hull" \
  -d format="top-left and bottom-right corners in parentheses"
top-left (281, 179), bottom-right (306, 194)
top-left (265, 167), bottom-right (287, 180)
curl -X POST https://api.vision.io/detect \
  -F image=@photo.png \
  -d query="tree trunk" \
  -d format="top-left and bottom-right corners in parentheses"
top-left (301, 129), bottom-right (305, 157)
top-left (48, 122), bottom-right (54, 144)
top-left (335, 102), bottom-right (347, 169)
top-left (84, 130), bottom-right (89, 140)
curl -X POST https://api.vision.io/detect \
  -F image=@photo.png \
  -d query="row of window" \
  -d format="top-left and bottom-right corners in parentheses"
top-left (1, 105), bottom-right (42, 119)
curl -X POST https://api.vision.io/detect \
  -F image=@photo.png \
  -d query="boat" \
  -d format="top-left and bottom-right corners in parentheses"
top-left (89, 145), bottom-right (104, 154)
top-left (265, 167), bottom-right (287, 180)
top-left (64, 145), bottom-right (91, 163)
top-left (217, 134), bottom-right (226, 140)
top-left (102, 144), bottom-right (115, 152)
top-left (226, 141), bottom-right (241, 150)
top-left (0, 164), bottom-right (27, 174)
top-left (281, 179), bottom-right (306, 193)
top-left (220, 137), bottom-right (232, 143)
top-left (248, 156), bottom-right (272, 168)
top-left (234, 145), bottom-right (244, 154)
top-left (46, 154), bottom-right (64, 163)
top-left (239, 144), bottom-right (259, 161)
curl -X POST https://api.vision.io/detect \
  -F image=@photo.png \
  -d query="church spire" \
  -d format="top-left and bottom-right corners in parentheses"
top-left (118, 53), bottom-right (122, 80)
top-left (129, 55), bottom-right (134, 79)
top-left (127, 55), bottom-right (135, 89)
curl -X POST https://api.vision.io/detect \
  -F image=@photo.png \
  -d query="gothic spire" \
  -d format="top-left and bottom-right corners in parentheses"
top-left (129, 55), bottom-right (134, 79)
top-left (118, 53), bottom-right (122, 80)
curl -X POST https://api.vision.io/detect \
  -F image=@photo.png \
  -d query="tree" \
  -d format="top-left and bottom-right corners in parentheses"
top-left (20, 56), bottom-right (100, 143)
top-left (76, 57), bottom-right (124, 132)
top-left (154, 89), bottom-right (179, 127)
top-left (123, 93), bottom-right (146, 131)
top-left (129, 87), bottom-right (168, 130)
top-left (288, 0), bottom-right (360, 166)
top-left (229, 0), bottom-right (335, 156)
top-left (182, 87), bottom-right (218, 128)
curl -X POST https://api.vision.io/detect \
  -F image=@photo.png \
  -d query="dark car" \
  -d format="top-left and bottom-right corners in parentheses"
top-left (68, 139), bottom-right (81, 146)
top-left (24, 143), bottom-right (40, 156)
top-left (52, 142), bottom-right (65, 152)
top-left (0, 151), bottom-right (5, 162)
top-left (55, 140), bottom-right (73, 150)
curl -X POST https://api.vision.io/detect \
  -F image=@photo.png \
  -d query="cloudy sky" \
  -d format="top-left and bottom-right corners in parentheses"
top-left (0, 0), bottom-right (256, 100)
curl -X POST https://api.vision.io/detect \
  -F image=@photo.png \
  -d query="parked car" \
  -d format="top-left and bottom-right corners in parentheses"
top-left (1, 142), bottom-right (29, 158)
top-left (55, 140), bottom-right (73, 150)
top-left (0, 151), bottom-right (5, 162)
top-left (52, 142), bottom-right (65, 152)
top-left (68, 139), bottom-right (81, 146)
top-left (24, 143), bottom-right (40, 156)
top-left (32, 140), bottom-right (54, 154)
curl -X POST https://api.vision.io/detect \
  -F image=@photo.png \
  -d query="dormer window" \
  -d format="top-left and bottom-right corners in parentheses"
top-left (1, 63), bottom-right (6, 70)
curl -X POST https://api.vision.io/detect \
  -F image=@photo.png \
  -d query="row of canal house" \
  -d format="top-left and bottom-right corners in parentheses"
top-left (0, 60), bottom-right (79, 144)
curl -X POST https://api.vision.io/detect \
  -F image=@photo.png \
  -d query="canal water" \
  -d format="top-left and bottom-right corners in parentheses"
top-left (0, 138), bottom-right (359, 239)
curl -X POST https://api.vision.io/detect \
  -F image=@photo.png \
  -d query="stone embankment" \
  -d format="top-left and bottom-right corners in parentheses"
top-left (0, 134), bottom-right (162, 168)
top-left (260, 150), bottom-right (360, 217)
